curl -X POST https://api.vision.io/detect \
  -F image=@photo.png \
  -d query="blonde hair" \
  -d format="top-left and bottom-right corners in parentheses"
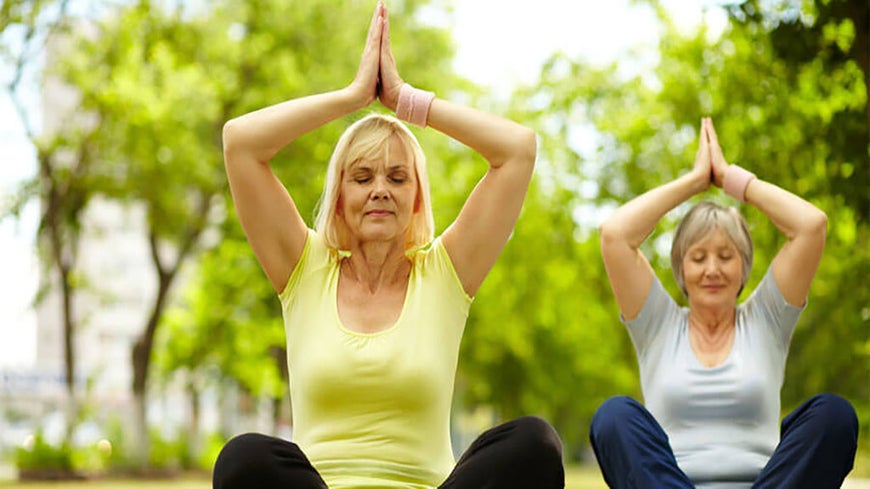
top-left (671, 201), bottom-right (753, 297)
top-left (313, 113), bottom-right (434, 252)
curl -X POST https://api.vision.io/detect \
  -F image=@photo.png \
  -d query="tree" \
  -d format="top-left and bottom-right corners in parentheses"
top-left (52, 0), bottom-right (462, 467)
top-left (49, 0), bottom-right (234, 465)
top-left (722, 0), bottom-right (869, 445)
top-left (1, 0), bottom-right (92, 442)
top-left (154, 0), bottom-right (466, 440)
top-left (508, 0), bottom-right (869, 456)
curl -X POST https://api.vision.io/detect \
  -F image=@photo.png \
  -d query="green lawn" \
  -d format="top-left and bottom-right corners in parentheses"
top-left (1, 466), bottom-right (607, 488)
top-left (3, 465), bottom-right (869, 489)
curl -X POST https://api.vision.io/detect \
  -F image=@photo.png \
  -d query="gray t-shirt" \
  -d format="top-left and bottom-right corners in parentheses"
top-left (624, 267), bottom-right (804, 489)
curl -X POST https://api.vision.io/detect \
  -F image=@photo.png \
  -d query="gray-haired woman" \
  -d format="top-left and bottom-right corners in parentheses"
top-left (591, 117), bottom-right (858, 489)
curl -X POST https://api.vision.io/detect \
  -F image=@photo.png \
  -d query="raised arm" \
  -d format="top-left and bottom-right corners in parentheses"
top-left (599, 119), bottom-right (713, 320)
top-left (376, 7), bottom-right (536, 297)
top-left (708, 119), bottom-right (826, 306)
top-left (221, 3), bottom-right (385, 292)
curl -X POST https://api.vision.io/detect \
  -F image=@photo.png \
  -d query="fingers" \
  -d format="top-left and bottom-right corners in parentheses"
top-left (700, 118), bottom-right (709, 150)
top-left (380, 3), bottom-right (391, 58)
top-left (696, 118), bottom-right (710, 159)
top-left (706, 117), bottom-right (722, 156)
top-left (363, 1), bottom-right (384, 62)
top-left (350, 2), bottom-right (385, 107)
top-left (379, 3), bottom-right (396, 71)
top-left (367, 1), bottom-right (384, 44)
top-left (376, 3), bottom-right (403, 110)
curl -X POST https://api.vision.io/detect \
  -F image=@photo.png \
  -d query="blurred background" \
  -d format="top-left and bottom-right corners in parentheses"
top-left (0, 0), bottom-right (867, 485)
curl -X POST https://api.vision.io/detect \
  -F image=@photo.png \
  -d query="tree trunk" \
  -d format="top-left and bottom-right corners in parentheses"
top-left (131, 389), bottom-right (149, 469)
top-left (188, 379), bottom-right (202, 465)
top-left (131, 271), bottom-right (172, 469)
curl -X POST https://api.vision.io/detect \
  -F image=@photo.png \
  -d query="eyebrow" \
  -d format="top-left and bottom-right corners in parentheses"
top-left (689, 245), bottom-right (736, 255)
top-left (349, 162), bottom-right (410, 171)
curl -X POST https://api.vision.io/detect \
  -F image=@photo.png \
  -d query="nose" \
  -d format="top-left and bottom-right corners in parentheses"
top-left (371, 178), bottom-right (389, 200)
top-left (703, 257), bottom-right (721, 276)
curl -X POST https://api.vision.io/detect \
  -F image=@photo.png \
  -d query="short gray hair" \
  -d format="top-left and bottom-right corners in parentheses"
top-left (671, 201), bottom-right (753, 297)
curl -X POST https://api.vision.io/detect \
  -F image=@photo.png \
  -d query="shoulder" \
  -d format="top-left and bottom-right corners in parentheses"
top-left (278, 229), bottom-right (332, 300)
top-left (411, 237), bottom-right (471, 301)
top-left (624, 275), bottom-right (684, 352)
top-left (624, 275), bottom-right (682, 327)
top-left (739, 266), bottom-right (804, 337)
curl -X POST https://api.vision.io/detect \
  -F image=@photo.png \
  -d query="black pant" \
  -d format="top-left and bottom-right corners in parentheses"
top-left (589, 394), bottom-right (859, 489)
top-left (213, 416), bottom-right (565, 489)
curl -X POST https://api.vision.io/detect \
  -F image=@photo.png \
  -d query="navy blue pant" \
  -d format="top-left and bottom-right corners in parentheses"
top-left (589, 394), bottom-right (858, 489)
top-left (213, 416), bottom-right (565, 489)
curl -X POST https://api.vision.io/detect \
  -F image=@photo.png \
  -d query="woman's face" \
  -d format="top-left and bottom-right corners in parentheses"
top-left (338, 135), bottom-right (418, 246)
top-left (682, 228), bottom-right (743, 309)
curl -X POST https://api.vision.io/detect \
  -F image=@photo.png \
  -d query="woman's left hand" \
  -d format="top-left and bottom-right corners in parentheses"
top-left (708, 118), bottom-right (729, 188)
top-left (377, 4), bottom-right (404, 112)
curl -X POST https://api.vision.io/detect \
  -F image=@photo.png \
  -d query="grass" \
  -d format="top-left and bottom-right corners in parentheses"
top-left (1, 466), bottom-right (607, 488)
top-left (3, 463), bottom-right (868, 489)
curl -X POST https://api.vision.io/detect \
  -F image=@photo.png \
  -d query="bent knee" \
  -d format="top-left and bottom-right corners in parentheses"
top-left (812, 394), bottom-right (859, 440)
top-left (514, 416), bottom-right (563, 456)
top-left (591, 396), bottom-right (640, 436)
top-left (213, 433), bottom-right (278, 485)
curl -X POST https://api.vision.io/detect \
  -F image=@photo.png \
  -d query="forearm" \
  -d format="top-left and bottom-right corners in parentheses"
top-left (601, 171), bottom-right (706, 249)
top-left (744, 177), bottom-right (827, 241)
top-left (425, 98), bottom-right (537, 169)
top-left (223, 88), bottom-right (363, 164)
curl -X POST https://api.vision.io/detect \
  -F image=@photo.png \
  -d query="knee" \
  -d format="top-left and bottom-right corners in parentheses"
top-left (213, 433), bottom-right (276, 487)
top-left (511, 416), bottom-right (564, 462)
top-left (809, 394), bottom-right (859, 442)
top-left (590, 396), bottom-right (641, 441)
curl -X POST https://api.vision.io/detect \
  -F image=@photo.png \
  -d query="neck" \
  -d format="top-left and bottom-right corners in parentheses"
top-left (342, 240), bottom-right (409, 292)
top-left (688, 306), bottom-right (735, 342)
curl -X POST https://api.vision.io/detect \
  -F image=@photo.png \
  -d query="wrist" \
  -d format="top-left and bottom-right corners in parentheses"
top-left (396, 83), bottom-right (435, 128)
top-left (723, 164), bottom-right (756, 202)
top-left (341, 85), bottom-right (372, 112)
top-left (686, 168), bottom-right (711, 194)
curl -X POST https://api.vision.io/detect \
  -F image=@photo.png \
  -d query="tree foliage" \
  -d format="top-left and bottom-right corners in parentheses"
top-left (152, 0), bottom-right (467, 445)
top-left (7, 0), bottom-right (867, 469)
top-left (497, 0), bottom-right (869, 456)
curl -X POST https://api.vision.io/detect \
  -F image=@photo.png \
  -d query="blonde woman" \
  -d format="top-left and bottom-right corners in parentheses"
top-left (592, 118), bottom-right (858, 488)
top-left (213, 3), bottom-right (563, 488)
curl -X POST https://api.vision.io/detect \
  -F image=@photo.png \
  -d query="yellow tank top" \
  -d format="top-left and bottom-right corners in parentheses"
top-left (278, 231), bottom-right (472, 488)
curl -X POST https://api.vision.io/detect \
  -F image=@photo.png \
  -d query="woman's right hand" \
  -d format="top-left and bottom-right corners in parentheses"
top-left (690, 117), bottom-right (713, 192)
top-left (347, 2), bottom-right (385, 109)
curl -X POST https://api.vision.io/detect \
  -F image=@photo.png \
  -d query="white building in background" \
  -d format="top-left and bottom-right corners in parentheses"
top-left (32, 28), bottom-right (154, 411)
top-left (1, 31), bottom-right (196, 452)
top-left (33, 198), bottom-right (154, 406)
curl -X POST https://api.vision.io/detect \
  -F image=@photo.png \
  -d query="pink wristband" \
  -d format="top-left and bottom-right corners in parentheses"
top-left (723, 165), bottom-right (756, 203)
top-left (396, 83), bottom-right (435, 128)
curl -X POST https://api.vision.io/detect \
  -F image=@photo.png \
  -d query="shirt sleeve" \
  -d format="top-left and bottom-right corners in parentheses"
top-left (740, 266), bottom-right (805, 349)
top-left (278, 229), bottom-right (315, 304)
top-left (623, 276), bottom-right (682, 363)
top-left (417, 237), bottom-right (473, 307)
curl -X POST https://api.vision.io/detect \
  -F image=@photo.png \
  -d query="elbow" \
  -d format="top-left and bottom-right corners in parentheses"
top-left (598, 220), bottom-right (619, 247)
top-left (520, 127), bottom-right (538, 166)
top-left (790, 207), bottom-right (828, 246)
top-left (511, 127), bottom-right (537, 173)
top-left (221, 118), bottom-right (241, 157)
top-left (808, 207), bottom-right (828, 240)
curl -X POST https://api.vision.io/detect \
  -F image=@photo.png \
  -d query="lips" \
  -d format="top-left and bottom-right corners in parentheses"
top-left (365, 209), bottom-right (393, 217)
